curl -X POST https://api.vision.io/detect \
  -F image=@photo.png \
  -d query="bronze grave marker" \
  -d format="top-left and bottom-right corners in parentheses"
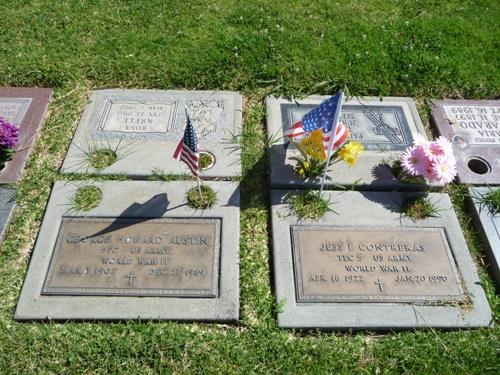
top-left (291, 226), bottom-right (463, 303)
top-left (43, 217), bottom-right (221, 297)
top-left (430, 99), bottom-right (500, 184)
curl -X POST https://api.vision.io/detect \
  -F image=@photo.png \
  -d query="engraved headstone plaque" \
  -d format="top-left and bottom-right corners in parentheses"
top-left (98, 99), bottom-right (177, 134)
top-left (281, 104), bottom-right (414, 151)
top-left (266, 96), bottom-right (431, 190)
top-left (0, 87), bottom-right (52, 183)
top-left (61, 89), bottom-right (242, 178)
top-left (0, 98), bottom-right (32, 125)
top-left (292, 226), bottom-right (462, 302)
top-left (43, 217), bottom-right (220, 297)
top-left (270, 190), bottom-right (492, 329)
top-left (441, 105), bottom-right (500, 146)
top-left (431, 99), bottom-right (500, 184)
top-left (15, 181), bottom-right (240, 321)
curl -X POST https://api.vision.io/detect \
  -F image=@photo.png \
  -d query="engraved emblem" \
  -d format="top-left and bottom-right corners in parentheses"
top-left (374, 278), bottom-right (385, 292)
top-left (187, 100), bottom-right (224, 139)
top-left (125, 272), bottom-right (137, 286)
top-left (363, 110), bottom-right (403, 144)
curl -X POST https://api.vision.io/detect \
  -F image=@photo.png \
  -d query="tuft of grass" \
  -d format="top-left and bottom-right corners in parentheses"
top-left (89, 148), bottom-right (117, 170)
top-left (68, 137), bottom-right (135, 173)
top-left (186, 185), bottom-right (217, 209)
top-left (284, 190), bottom-right (332, 221)
top-left (475, 188), bottom-right (500, 215)
top-left (403, 196), bottom-right (440, 221)
top-left (73, 186), bottom-right (102, 211)
top-left (199, 151), bottom-right (215, 170)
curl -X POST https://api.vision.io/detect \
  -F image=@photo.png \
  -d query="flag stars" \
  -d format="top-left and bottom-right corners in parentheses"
top-left (283, 92), bottom-right (347, 148)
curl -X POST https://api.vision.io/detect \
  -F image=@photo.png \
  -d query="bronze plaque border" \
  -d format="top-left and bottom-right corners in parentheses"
top-left (291, 226), bottom-right (464, 303)
top-left (42, 217), bottom-right (221, 298)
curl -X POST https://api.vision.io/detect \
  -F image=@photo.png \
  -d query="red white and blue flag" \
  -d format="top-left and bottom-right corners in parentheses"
top-left (283, 93), bottom-right (349, 151)
top-left (173, 116), bottom-right (200, 177)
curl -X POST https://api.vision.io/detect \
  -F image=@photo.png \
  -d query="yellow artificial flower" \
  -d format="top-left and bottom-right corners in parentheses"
top-left (338, 141), bottom-right (365, 166)
top-left (299, 130), bottom-right (326, 161)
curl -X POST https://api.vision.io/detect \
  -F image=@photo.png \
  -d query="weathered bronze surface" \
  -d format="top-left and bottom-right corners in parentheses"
top-left (291, 226), bottom-right (463, 303)
top-left (43, 217), bottom-right (220, 297)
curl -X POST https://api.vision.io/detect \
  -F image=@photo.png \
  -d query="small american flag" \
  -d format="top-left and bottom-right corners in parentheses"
top-left (173, 116), bottom-right (200, 177)
top-left (284, 93), bottom-right (349, 151)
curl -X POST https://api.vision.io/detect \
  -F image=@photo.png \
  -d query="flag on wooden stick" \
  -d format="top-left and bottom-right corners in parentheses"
top-left (173, 116), bottom-right (200, 177)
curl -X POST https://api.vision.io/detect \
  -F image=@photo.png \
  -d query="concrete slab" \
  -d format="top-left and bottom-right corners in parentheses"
top-left (266, 96), bottom-right (435, 190)
top-left (469, 187), bottom-right (500, 286)
top-left (15, 181), bottom-right (239, 322)
top-left (271, 190), bottom-right (492, 330)
top-left (0, 187), bottom-right (16, 244)
top-left (430, 99), bottom-right (500, 184)
top-left (61, 89), bottom-right (242, 178)
top-left (0, 87), bottom-right (52, 183)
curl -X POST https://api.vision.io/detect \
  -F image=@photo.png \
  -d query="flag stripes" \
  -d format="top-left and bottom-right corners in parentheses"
top-left (173, 116), bottom-right (200, 177)
top-left (283, 122), bottom-right (306, 138)
top-left (322, 121), bottom-right (349, 151)
top-left (173, 141), bottom-right (199, 177)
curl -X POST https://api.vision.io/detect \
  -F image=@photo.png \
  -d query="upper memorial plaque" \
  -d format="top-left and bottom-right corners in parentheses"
top-left (15, 180), bottom-right (240, 321)
top-left (61, 89), bottom-right (243, 178)
top-left (0, 87), bottom-right (52, 183)
top-left (430, 99), bottom-right (500, 184)
top-left (266, 96), bottom-right (430, 190)
top-left (271, 190), bottom-right (492, 330)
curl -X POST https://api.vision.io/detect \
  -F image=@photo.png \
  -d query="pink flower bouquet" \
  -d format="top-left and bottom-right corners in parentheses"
top-left (399, 135), bottom-right (457, 184)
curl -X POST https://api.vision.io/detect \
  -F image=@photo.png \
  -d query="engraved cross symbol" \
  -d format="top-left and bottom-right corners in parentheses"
top-left (125, 272), bottom-right (137, 286)
top-left (375, 278), bottom-right (385, 292)
top-left (363, 110), bottom-right (403, 144)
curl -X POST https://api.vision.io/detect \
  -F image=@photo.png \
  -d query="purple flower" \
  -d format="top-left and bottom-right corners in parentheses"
top-left (0, 116), bottom-right (19, 149)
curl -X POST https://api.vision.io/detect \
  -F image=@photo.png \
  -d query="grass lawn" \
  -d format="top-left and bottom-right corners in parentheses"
top-left (0, 0), bottom-right (499, 373)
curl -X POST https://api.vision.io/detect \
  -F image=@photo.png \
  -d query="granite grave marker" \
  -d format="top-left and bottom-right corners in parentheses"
top-left (271, 190), bottom-right (492, 330)
top-left (469, 187), bottom-right (500, 286)
top-left (430, 99), bottom-right (500, 184)
top-left (61, 89), bottom-right (243, 178)
top-left (0, 87), bottom-right (52, 183)
top-left (15, 181), bottom-right (240, 321)
top-left (266, 96), bottom-right (433, 190)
